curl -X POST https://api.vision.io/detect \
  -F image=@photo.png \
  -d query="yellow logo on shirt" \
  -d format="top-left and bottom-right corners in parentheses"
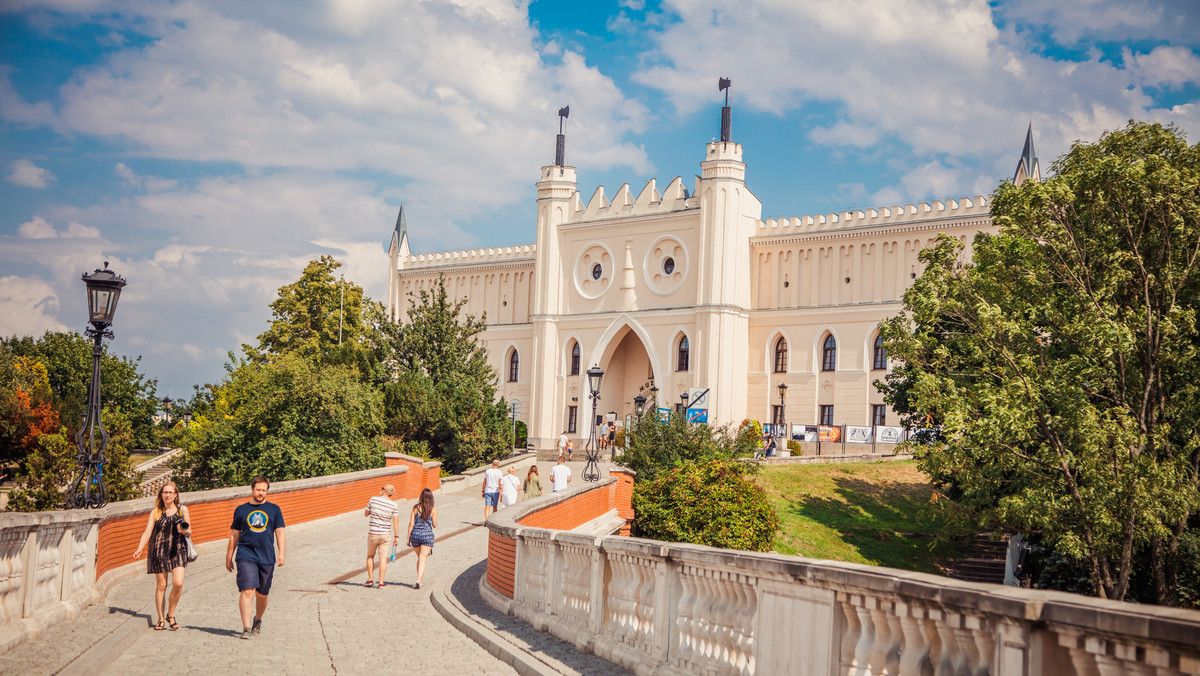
top-left (247, 510), bottom-right (269, 532)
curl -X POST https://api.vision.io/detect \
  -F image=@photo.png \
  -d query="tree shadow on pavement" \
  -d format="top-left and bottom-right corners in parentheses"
top-left (448, 561), bottom-right (632, 675)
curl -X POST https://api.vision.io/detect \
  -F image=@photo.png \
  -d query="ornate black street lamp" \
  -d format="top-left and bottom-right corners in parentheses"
top-left (162, 396), bottom-right (173, 428)
top-left (777, 381), bottom-right (788, 426)
top-left (680, 392), bottom-right (690, 420)
top-left (68, 263), bottom-right (126, 509)
top-left (584, 365), bottom-right (604, 482)
top-left (633, 394), bottom-right (647, 417)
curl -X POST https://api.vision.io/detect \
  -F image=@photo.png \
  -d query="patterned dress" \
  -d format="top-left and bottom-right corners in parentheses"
top-left (147, 511), bottom-right (188, 574)
top-left (408, 508), bottom-right (435, 549)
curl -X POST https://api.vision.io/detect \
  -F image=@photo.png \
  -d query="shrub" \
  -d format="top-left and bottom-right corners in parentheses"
top-left (632, 459), bottom-right (778, 551)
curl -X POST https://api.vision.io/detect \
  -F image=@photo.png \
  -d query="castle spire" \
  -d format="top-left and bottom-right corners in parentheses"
top-left (718, 77), bottom-right (732, 142)
top-left (1013, 123), bottom-right (1040, 186)
top-left (388, 204), bottom-right (409, 255)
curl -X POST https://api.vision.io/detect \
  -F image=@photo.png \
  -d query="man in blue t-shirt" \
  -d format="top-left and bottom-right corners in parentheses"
top-left (226, 476), bottom-right (286, 640)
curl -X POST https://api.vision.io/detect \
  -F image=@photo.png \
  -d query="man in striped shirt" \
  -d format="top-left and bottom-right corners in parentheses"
top-left (363, 484), bottom-right (399, 587)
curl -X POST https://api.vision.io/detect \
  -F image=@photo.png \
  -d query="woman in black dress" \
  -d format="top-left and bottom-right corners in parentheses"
top-left (133, 482), bottom-right (192, 630)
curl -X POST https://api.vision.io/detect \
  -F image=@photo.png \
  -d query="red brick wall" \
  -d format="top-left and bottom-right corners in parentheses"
top-left (487, 470), bottom-right (636, 598)
top-left (486, 532), bottom-right (516, 598)
top-left (96, 463), bottom-right (442, 581)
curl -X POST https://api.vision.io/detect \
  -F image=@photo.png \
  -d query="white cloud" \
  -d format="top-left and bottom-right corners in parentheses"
top-left (16, 216), bottom-right (101, 239)
top-left (1128, 46), bottom-right (1200, 88)
top-left (631, 0), bottom-right (1199, 201)
top-left (6, 159), bottom-right (56, 188)
top-left (0, 275), bottom-right (70, 337)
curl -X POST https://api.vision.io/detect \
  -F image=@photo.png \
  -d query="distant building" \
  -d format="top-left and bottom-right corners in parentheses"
top-left (387, 98), bottom-right (1040, 451)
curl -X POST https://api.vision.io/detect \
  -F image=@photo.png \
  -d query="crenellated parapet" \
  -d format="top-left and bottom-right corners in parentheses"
top-left (571, 176), bottom-right (696, 223)
top-left (399, 243), bottom-right (537, 270)
top-left (757, 194), bottom-right (991, 235)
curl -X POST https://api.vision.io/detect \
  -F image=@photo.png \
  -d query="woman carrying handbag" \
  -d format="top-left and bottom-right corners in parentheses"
top-left (133, 481), bottom-right (192, 631)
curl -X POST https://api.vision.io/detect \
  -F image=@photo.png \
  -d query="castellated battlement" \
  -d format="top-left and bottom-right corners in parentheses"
top-left (400, 243), bottom-right (536, 269)
top-left (568, 175), bottom-right (696, 223)
top-left (756, 194), bottom-right (991, 234)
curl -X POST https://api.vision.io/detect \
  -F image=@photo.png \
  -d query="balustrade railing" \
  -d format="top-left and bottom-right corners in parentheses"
top-left (484, 480), bottom-right (1200, 676)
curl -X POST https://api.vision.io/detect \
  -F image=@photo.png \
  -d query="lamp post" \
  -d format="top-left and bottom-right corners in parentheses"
top-left (777, 382), bottom-right (788, 448)
top-left (680, 392), bottom-right (690, 420)
top-left (68, 263), bottom-right (126, 509)
top-left (632, 394), bottom-right (646, 450)
top-left (584, 365), bottom-right (604, 482)
top-left (162, 396), bottom-right (173, 428)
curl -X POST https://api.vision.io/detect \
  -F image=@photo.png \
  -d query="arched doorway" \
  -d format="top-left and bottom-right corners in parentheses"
top-left (585, 324), bottom-right (656, 444)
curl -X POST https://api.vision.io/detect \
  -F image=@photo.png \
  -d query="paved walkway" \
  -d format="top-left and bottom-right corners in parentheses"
top-left (0, 460), bottom-right (627, 675)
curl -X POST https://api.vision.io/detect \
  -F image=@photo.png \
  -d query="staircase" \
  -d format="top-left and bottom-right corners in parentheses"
top-left (947, 533), bottom-right (1009, 584)
top-left (136, 448), bottom-right (183, 497)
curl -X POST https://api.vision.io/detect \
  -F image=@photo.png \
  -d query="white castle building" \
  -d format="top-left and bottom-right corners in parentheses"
top-left (387, 95), bottom-right (1040, 452)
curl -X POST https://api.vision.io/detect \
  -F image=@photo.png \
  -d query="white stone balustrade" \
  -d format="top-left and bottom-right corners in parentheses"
top-left (484, 484), bottom-right (1200, 676)
top-left (0, 511), bottom-right (101, 653)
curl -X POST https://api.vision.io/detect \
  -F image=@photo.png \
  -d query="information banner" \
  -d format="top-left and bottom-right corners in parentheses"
top-left (847, 426), bottom-right (872, 443)
top-left (876, 426), bottom-right (904, 444)
top-left (818, 425), bottom-right (842, 442)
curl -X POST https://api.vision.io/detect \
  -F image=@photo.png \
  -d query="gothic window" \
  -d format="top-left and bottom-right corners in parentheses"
top-left (822, 335), bottom-right (837, 371)
top-left (872, 334), bottom-right (887, 370)
top-left (774, 337), bottom-right (788, 373)
top-left (677, 335), bottom-right (690, 372)
top-left (508, 350), bottom-right (519, 382)
top-left (570, 341), bottom-right (580, 376)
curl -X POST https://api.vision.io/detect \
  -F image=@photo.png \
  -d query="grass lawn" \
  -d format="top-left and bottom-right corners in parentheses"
top-left (128, 450), bottom-right (160, 466)
top-left (758, 460), bottom-right (966, 574)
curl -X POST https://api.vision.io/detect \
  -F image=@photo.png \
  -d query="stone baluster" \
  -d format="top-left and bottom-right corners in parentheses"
top-left (633, 557), bottom-right (656, 653)
top-left (29, 525), bottom-right (64, 615)
top-left (865, 595), bottom-right (901, 674)
top-left (1058, 630), bottom-right (1102, 676)
top-left (65, 524), bottom-right (91, 601)
top-left (850, 595), bottom-right (877, 675)
top-left (965, 614), bottom-right (993, 676)
top-left (836, 592), bottom-right (863, 675)
top-left (0, 528), bottom-right (29, 630)
top-left (603, 553), bottom-right (635, 644)
top-left (674, 566), bottom-right (701, 670)
top-left (897, 603), bottom-right (934, 676)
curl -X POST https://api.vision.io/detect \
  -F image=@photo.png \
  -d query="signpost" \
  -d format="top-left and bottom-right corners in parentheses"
top-left (685, 387), bottom-right (710, 423)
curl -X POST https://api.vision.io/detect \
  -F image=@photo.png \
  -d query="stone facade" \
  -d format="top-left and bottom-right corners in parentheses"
top-left (388, 116), bottom-right (1037, 451)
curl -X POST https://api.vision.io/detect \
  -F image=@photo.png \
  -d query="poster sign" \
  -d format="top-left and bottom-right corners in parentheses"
top-left (686, 408), bottom-right (708, 423)
top-left (606, 411), bottom-right (617, 422)
top-left (792, 425), bottom-right (817, 442)
top-left (657, 407), bottom-right (671, 423)
top-left (818, 425), bottom-right (842, 442)
top-left (688, 387), bottom-right (710, 410)
top-left (846, 426), bottom-right (872, 443)
top-left (876, 426), bottom-right (904, 444)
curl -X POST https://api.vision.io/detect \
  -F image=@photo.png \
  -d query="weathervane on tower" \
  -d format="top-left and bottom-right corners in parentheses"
top-left (555, 105), bottom-right (570, 167)
top-left (719, 77), bottom-right (732, 143)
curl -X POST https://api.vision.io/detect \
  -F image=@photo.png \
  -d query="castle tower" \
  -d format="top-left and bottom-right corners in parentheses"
top-left (1013, 123), bottom-right (1041, 186)
top-left (694, 80), bottom-right (761, 425)
top-left (387, 205), bottom-right (410, 320)
top-left (529, 109), bottom-right (578, 450)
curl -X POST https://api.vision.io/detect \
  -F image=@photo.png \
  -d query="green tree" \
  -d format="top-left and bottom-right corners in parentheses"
top-left (381, 275), bottom-right (511, 473)
top-left (632, 459), bottom-right (778, 551)
top-left (2, 331), bottom-right (160, 449)
top-left (5, 409), bottom-right (142, 512)
top-left (880, 121), bottom-right (1200, 604)
top-left (621, 402), bottom-right (759, 483)
top-left (173, 353), bottom-right (385, 489)
top-left (245, 256), bottom-right (371, 370)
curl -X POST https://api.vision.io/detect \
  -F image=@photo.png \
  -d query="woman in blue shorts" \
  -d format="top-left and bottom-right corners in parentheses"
top-left (406, 488), bottom-right (437, 589)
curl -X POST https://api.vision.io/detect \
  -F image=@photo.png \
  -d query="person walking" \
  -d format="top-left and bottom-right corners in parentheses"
top-left (133, 481), bottom-right (192, 631)
top-left (522, 465), bottom-right (543, 501)
top-left (550, 455), bottom-right (572, 493)
top-left (226, 476), bottom-right (286, 640)
top-left (566, 438), bottom-right (574, 461)
top-left (557, 431), bottom-right (569, 456)
top-left (406, 488), bottom-right (438, 589)
top-left (499, 466), bottom-right (521, 508)
top-left (363, 484), bottom-right (399, 587)
top-left (481, 459), bottom-right (502, 522)
top-left (598, 420), bottom-right (610, 451)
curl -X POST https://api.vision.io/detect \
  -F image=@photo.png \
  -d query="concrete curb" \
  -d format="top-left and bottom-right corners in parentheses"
top-left (430, 564), bottom-right (559, 676)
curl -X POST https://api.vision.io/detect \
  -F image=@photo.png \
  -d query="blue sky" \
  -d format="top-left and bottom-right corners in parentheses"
top-left (2, 0), bottom-right (1199, 401)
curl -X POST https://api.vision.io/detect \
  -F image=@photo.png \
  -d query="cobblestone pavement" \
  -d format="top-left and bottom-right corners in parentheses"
top-left (0, 459), bottom-right (624, 675)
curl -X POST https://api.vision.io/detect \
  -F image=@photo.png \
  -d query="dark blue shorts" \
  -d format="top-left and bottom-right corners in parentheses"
top-left (484, 492), bottom-right (500, 508)
top-left (236, 560), bottom-right (275, 596)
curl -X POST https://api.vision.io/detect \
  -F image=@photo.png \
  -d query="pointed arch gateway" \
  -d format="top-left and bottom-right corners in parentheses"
top-left (581, 315), bottom-right (662, 437)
